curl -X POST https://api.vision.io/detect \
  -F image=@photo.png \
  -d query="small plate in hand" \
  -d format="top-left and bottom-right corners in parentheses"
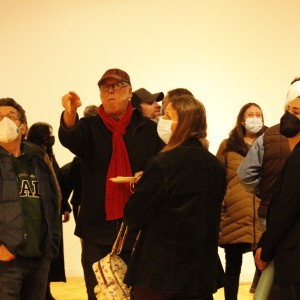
top-left (109, 176), bottom-right (136, 183)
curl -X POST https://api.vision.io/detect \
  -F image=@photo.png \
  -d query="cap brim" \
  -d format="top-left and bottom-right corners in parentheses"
top-left (131, 91), bottom-right (164, 107)
top-left (153, 92), bottom-right (164, 102)
top-left (140, 92), bottom-right (164, 104)
top-left (98, 75), bottom-right (131, 86)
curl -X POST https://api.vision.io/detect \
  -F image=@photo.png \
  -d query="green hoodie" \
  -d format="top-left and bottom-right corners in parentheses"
top-left (0, 142), bottom-right (61, 258)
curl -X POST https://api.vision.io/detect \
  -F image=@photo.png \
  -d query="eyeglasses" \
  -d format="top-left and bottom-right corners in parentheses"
top-left (99, 81), bottom-right (130, 92)
top-left (0, 113), bottom-right (20, 122)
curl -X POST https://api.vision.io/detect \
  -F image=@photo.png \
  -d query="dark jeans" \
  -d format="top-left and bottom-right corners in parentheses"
top-left (132, 286), bottom-right (214, 300)
top-left (0, 255), bottom-right (51, 300)
top-left (223, 243), bottom-right (250, 300)
top-left (81, 239), bottom-right (132, 300)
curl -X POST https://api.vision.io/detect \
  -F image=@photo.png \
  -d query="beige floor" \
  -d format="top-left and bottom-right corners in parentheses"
top-left (51, 278), bottom-right (254, 300)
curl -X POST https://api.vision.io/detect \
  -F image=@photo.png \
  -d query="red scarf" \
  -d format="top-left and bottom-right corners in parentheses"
top-left (98, 103), bottom-right (133, 220)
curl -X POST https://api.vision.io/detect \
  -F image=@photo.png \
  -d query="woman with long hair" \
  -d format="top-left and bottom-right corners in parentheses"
top-left (123, 95), bottom-right (227, 300)
top-left (216, 103), bottom-right (267, 300)
top-left (26, 122), bottom-right (71, 300)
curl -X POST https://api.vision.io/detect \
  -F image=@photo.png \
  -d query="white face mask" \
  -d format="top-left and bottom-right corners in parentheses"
top-left (0, 117), bottom-right (22, 143)
top-left (157, 117), bottom-right (174, 144)
top-left (244, 117), bottom-right (263, 134)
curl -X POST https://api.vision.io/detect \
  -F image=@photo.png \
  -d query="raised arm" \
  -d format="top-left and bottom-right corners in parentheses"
top-left (61, 91), bottom-right (82, 129)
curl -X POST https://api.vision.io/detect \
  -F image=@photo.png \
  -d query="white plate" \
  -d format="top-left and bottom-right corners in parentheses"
top-left (109, 176), bottom-right (136, 183)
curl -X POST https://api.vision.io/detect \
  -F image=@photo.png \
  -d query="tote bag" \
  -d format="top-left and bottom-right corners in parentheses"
top-left (92, 223), bottom-right (131, 300)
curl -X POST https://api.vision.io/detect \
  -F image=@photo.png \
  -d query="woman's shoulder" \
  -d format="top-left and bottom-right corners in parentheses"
top-left (159, 140), bottom-right (218, 163)
top-left (217, 138), bottom-right (228, 149)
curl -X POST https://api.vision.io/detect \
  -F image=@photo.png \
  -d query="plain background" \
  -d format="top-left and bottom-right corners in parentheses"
top-left (1, 0), bottom-right (300, 282)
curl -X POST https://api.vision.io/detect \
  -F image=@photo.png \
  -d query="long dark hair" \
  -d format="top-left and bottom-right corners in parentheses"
top-left (224, 102), bottom-right (265, 156)
top-left (26, 122), bottom-right (56, 157)
top-left (26, 122), bottom-right (60, 174)
top-left (162, 95), bottom-right (207, 152)
top-left (27, 122), bottom-right (52, 148)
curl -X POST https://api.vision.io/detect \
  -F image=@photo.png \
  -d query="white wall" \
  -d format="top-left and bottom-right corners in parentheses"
top-left (1, 0), bottom-right (300, 282)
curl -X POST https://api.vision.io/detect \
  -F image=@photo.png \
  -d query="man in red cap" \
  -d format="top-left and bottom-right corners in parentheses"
top-left (59, 68), bottom-right (163, 300)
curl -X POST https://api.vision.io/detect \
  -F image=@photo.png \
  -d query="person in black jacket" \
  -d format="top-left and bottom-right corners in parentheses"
top-left (26, 122), bottom-right (71, 300)
top-left (59, 68), bottom-right (163, 300)
top-left (123, 95), bottom-right (227, 300)
top-left (58, 105), bottom-right (99, 223)
top-left (255, 97), bottom-right (300, 300)
top-left (0, 98), bottom-right (61, 300)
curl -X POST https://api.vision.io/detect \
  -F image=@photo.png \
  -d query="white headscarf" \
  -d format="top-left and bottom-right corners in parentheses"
top-left (285, 81), bottom-right (300, 110)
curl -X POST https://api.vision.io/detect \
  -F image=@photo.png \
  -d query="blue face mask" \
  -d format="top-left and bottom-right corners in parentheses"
top-left (244, 117), bottom-right (263, 134)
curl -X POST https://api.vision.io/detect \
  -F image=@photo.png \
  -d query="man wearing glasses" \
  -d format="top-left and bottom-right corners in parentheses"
top-left (59, 68), bottom-right (163, 300)
top-left (0, 98), bottom-right (61, 299)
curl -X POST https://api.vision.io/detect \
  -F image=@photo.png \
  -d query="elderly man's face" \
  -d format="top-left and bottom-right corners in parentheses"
top-left (100, 78), bottom-right (132, 120)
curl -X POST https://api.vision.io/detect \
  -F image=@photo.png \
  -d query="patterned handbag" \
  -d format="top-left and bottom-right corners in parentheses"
top-left (92, 223), bottom-right (131, 300)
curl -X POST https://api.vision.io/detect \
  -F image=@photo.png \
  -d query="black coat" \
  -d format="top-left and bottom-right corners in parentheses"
top-left (48, 154), bottom-right (71, 282)
top-left (57, 156), bottom-right (82, 222)
top-left (124, 138), bottom-right (226, 295)
top-left (260, 141), bottom-right (300, 285)
top-left (59, 109), bottom-right (163, 247)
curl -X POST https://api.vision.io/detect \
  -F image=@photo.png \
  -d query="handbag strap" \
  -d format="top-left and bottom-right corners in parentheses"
top-left (131, 230), bottom-right (141, 257)
top-left (111, 222), bottom-right (142, 256)
top-left (111, 222), bottom-right (128, 255)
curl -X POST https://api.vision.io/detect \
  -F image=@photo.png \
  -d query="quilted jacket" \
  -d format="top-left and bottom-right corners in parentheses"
top-left (217, 139), bottom-right (262, 251)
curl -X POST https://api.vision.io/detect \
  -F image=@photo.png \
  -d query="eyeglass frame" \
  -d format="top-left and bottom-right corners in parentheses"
top-left (99, 81), bottom-right (130, 92)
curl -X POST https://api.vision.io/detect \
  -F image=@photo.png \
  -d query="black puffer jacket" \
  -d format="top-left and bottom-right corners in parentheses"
top-left (0, 142), bottom-right (61, 259)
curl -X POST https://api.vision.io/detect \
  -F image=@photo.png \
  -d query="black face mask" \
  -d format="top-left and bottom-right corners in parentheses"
top-left (44, 136), bottom-right (55, 148)
top-left (280, 111), bottom-right (300, 138)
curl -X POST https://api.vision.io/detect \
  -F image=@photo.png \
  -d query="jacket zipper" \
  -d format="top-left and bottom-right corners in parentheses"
top-left (11, 157), bottom-right (27, 253)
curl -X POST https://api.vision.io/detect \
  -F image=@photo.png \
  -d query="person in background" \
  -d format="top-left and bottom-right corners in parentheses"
top-left (58, 104), bottom-right (99, 223)
top-left (59, 68), bottom-right (163, 300)
top-left (123, 95), bottom-right (227, 300)
top-left (255, 100), bottom-right (300, 300)
top-left (0, 98), bottom-right (61, 299)
top-left (161, 87), bottom-right (193, 115)
top-left (216, 102), bottom-right (266, 300)
top-left (238, 79), bottom-right (300, 297)
top-left (131, 88), bottom-right (164, 122)
top-left (238, 77), bottom-right (300, 228)
top-left (83, 104), bottom-right (99, 117)
top-left (26, 122), bottom-right (60, 173)
top-left (161, 88), bottom-right (209, 149)
top-left (26, 122), bottom-right (71, 300)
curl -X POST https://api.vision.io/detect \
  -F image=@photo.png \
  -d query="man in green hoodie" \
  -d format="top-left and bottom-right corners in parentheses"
top-left (0, 97), bottom-right (61, 300)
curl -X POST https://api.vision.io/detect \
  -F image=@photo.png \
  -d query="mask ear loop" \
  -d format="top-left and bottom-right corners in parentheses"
top-left (17, 123), bottom-right (24, 134)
